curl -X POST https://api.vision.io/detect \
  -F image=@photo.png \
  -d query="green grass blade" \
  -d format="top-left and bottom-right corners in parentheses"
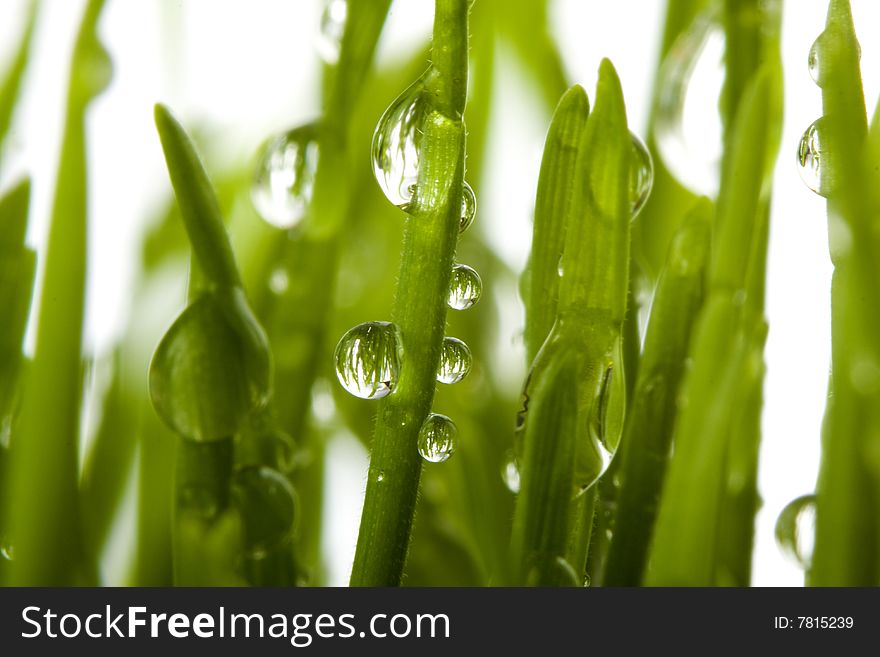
top-left (7, 0), bottom-right (109, 585)
top-left (350, 0), bottom-right (469, 586)
top-left (647, 70), bottom-right (773, 586)
top-left (524, 85), bottom-right (589, 363)
top-left (0, 0), bottom-right (37, 165)
top-left (604, 198), bottom-right (711, 586)
top-left (811, 0), bottom-right (880, 586)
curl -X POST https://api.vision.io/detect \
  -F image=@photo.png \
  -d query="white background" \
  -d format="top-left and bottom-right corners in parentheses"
top-left (1, 0), bottom-right (878, 586)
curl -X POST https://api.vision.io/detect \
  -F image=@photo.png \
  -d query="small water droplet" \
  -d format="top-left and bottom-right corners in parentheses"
top-left (269, 267), bottom-right (289, 295)
top-left (809, 31), bottom-right (861, 87)
top-left (583, 572), bottom-right (592, 587)
top-left (526, 556), bottom-right (579, 586)
top-left (417, 413), bottom-right (457, 463)
top-left (376, 470), bottom-right (385, 482)
top-left (0, 536), bottom-right (14, 561)
top-left (447, 264), bottom-right (482, 310)
top-left (232, 466), bottom-right (296, 558)
top-left (316, 0), bottom-right (347, 64)
top-left (460, 182), bottom-right (477, 232)
top-left (775, 494), bottom-right (816, 569)
top-left (252, 123), bottom-right (320, 229)
top-left (437, 337), bottom-right (472, 385)
top-left (371, 72), bottom-right (431, 211)
top-left (654, 7), bottom-right (724, 195)
top-left (501, 449), bottom-right (521, 493)
top-left (334, 321), bottom-right (402, 399)
top-left (629, 133), bottom-right (654, 217)
top-left (796, 118), bottom-right (831, 197)
top-left (557, 255), bottom-right (564, 278)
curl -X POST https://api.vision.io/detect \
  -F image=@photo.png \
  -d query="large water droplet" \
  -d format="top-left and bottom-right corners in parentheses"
top-left (371, 73), bottom-right (430, 210)
top-left (417, 413), bottom-right (457, 463)
top-left (796, 118), bottom-right (831, 197)
top-left (654, 7), bottom-right (724, 195)
top-left (334, 321), bottom-right (402, 399)
top-left (460, 182), bottom-right (477, 232)
top-left (316, 0), bottom-right (347, 64)
top-left (232, 466), bottom-right (296, 558)
top-left (437, 337), bottom-right (472, 384)
top-left (501, 449), bottom-right (521, 494)
top-left (252, 123), bottom-right (320, 229)
top-left (629, 133), bottom-right (654, 217)
top-left (775, 494), bottom-right (816, 569)
top-left (447, 264), bottom-right (482, 310)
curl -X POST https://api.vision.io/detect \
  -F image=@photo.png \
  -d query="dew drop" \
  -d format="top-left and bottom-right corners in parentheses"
top-left (437, 337), bottom-right (472, 385)
top-left (775, 494), bottom-right (816, 570)
top-left (654, 7), bottom-right (724, 195)
top-left (376, 470), bottom-right (385, 482)
top-left (501, 449), bottom-right (521, 494)
top-left (251, 123), bottom-right (320, 230)
top-left (447, 264), bottom-right (482, 310)
top-left (334, 321), bottom-right (402, 399)
top-left (460, 182), bottom-right (477, 232)
top-left (629, 133), bottom-right (654, 217)
top-left (809, 32), bottom-right (861, 87)
top-left (526, 556), bottom-right (579, 587)
top-left (417, 413), bottom-right (457, 463)
top-left (557, 255), bottom-right (564, 278)
top-left (232, 466), bottom-right (296, 558)
top-left (796, 118), bottom-right (831, 197)
top-left (269, 267), bottom-right (289, 295)
top-left (316, 0), bottom-right (347, 65)
top-left (371, 73), bottom-right (430, 210)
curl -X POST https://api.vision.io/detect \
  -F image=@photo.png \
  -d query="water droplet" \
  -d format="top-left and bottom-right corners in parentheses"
top-left (447, 264), bottom-right (482, 310)
top-left (371, 73), bottom-right (430, 210)
top-left (526, 556), bottom-right (579, 586)
top-left (0, 536), bottom-right (14, 561)
top-left (775, 494), bottom-right (816, 569)
top-left (316, 0), bottom-right (347, 64)
top-left (436, 337), bottom-right (472, 385)
top-left (629, 133), bottom-right (654, 217)
top-left (251, 123), bottom-right (320, 229)
top-left (557, 255), bottom-right (564, 278)
top-left (583, 572), bottom-right (592, 587)
top-left (654, 7), bottom-right (724, 195)
top-left (796, 118), bottom-right (831, 197)
top-left (334, 321), bottom-right (402, 399)
top-left (501, 449), bottom-right (521, 493)
top-left (232, 466), bottom-right (296, 558)
top-left (460, 182), bottom-right (477, 232)
top-left (809, 32), bottom-right (861, 87)
top-left (269, 267), bottom-right (289, 295)
top-left (417, 413), bottom-right (457, 463)
top-left (376, 470), bottom-right (385, 482)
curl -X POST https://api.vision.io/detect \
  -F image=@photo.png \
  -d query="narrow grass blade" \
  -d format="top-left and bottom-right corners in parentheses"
top-left (811, 0), bottom-right (880, 586)
top-left (524, 85), bottom-right (589, 363)
top-left (0, 0), bottom-right (37, 165)
top-left (350, 0), bottom-right (469, 586)
top-left (604, 198), bottom-right (712, 586)
top-left (7, 0), bottom-right (109, 585)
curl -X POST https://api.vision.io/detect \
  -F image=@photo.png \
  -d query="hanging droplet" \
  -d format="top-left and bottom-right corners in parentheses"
top-left (775, 494), bottom-right (816, 570)
top-left (251, 123), bottom-right (320, 230)
top-left (447, 264), bottom-right (482, 310)
top-left (269, 267), bottom-right (289, 295)
top-left (437, 337), bottom-right (472, 384)
top-left (654, 6), bottom-right (724, 195)
top-left (417, 413), bottom-right (458, 463)
top-left (232, 466), bottom-right (296, 558)
top-left (0, 536), bottom-right (14, 561)
top-left (629, 133), bottom-right (654, 217)
top-left (588, 364), bottom-right (615, 473)
top-left (460, 182), bottom-right (477, 232)
top-left (796, 118), bottom-right (830, 197)
top-left (808, 31), bottom-right (861, 87)
top-left (316, 0), bottom-right (347, 64)
top-left (334, 321), bottom-right (403, 399)
top-left (371, 73), bottom-right (430, 210)
top-left (501, 449), bottom-right (521, 494)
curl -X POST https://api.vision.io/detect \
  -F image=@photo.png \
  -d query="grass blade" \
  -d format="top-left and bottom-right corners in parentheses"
top-left (7, 0), bottom-right (109, 585)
